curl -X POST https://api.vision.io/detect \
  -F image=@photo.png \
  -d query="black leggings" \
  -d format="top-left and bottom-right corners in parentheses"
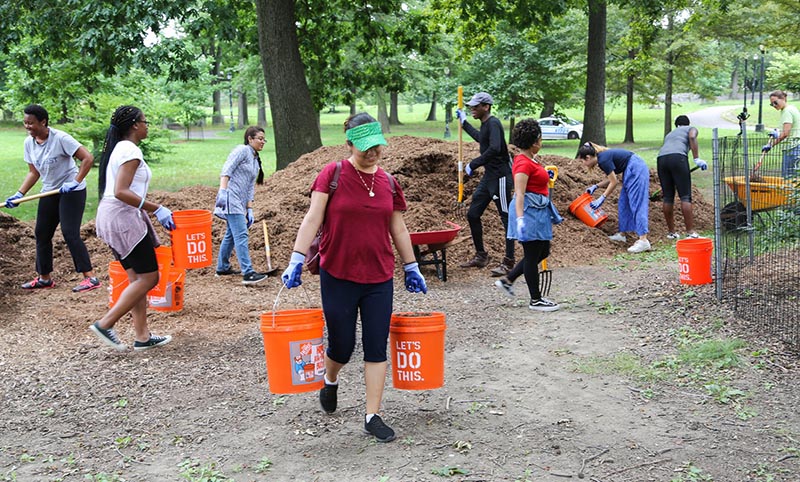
top-left (656, 153), bottom-right (692, 203)
top-left (467, 175), bottom-right (515, 259)
top-left (506, 240), bottom-right (550, 300)
top-left (34, 190), bottom-right (93, 275)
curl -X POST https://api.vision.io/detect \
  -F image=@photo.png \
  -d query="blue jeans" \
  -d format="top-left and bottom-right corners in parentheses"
top-left (217, 214), bottom-right (254, 275)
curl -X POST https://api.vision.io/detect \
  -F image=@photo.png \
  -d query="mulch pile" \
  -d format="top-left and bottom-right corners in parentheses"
top-left (0, 136), bottom-right (713, 290)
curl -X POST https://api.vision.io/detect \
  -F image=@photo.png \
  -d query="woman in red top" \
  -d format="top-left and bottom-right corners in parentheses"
top-left (281, 113), bottom-right (426, 443)
top-left (495, 119), bottom-right (561, 311)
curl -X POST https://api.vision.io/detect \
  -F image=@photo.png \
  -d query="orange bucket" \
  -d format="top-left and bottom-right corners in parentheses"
top-left (147, 267), bottom-right (186, 312)
top-left (568, 193), bottom-right (608, 228)
top-left (170, 209), bottom-right (213, 269)
top-left (108, 261), bottom-right (129, 308)
top-left (676, 238), bottom-right (713, 285)
top-left (148, 245), bottom-right (173, 297)
top-left (260, 309), bottom-right (326, 394)
top-left (390, 312), bottom-right (447, 390)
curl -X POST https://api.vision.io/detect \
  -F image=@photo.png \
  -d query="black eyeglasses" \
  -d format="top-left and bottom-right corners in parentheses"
top-left (770, 101), bottom-right (780, 107)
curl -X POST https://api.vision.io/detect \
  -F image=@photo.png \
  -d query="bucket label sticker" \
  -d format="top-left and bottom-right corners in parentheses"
top-left (184, 232), bottom-right (209, 265)
top-left (678, 256), bottom-right (691, 280)
top-left (394, 340), bottom-right (425, 383)
top-left (289, 338), bottom-right (325, 385)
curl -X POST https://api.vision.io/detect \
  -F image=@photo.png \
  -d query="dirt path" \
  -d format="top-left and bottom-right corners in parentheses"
top-left (1, 259), bottom-right (797, 481)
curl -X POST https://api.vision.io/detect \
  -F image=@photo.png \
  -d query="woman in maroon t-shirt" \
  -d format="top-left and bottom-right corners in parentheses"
top-left (281, 113), bottom-right (427, 443)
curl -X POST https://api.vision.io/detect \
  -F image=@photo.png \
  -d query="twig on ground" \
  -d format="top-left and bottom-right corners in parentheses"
top-left (579, 448), bottom-right (610, 477)
top-left (776, 454), bottom-right (798, 463)
top-left (604, 458), bottom-right (671, 476)
top-left (446, 396), bottom-right (452, 410)
top-left (453, 399), bottom-right (494, 404)
top-left (550, 470), bottom-right (574, 477)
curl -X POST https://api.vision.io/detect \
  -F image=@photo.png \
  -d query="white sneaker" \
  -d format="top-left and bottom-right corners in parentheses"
top-left (627, 239), bottom-right (651, 253)
top-left (687, 232), bottom-right (700, 239)
top-left (666, 232), bottom-right (680, 240)
top-left (608, 233), bottom-right (627, 242)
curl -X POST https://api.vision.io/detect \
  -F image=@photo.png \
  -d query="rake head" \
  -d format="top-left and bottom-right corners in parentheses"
top-left (539, 258), bottom-right (552, 297)
top-left (452, 200), bottom-right (468, 221)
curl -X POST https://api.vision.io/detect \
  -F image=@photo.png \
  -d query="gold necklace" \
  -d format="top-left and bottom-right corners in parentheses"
top-left (354, 168), bottom-right (377, 197)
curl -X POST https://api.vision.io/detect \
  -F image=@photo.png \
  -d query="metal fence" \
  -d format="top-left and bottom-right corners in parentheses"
top-left (713, 124), bottom-right (800, 346)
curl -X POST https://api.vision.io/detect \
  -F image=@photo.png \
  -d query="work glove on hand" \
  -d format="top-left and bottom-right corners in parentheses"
top-left (154, 205), bottom-right (176, 231)
top-left (769, 128), bottom-right (780, 139)
top-left (516, 217), bottom-right (526, 235)
top-left (403, 262), bottom-right (428, 294)
top-left (59, 180), bottom-right (80, 193)
top-left (455, 108), bottom-right (467, 125)
top-left (214, 188), bottom-right (228, 210)
top-left (762, 144), bottom-right (772, 153)
top-left (589, 195), bottom-right (606, 211)
top-left (4, 191), bottom-right (23, 209)
top-left (282, 252), bottom-right (305, 288)
top-left (547, 170), bottom-right (555, 179)
top-left (693, 158), bottom-right (708, 171)
top-left (465, 163), bottom-right (473, 177)
top-left (586, 184), bottom-right (598, 195)
top-left (246, 208), bottom-right (254, 228)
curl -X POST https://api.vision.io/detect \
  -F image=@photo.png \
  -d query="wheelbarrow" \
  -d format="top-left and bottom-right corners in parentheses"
top-left (409, 221), bottom-right (463, 282)
top-left (722, 175), bottom-right (794, 229)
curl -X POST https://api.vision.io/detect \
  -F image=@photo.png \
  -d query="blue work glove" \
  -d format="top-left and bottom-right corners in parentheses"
top-left (769, 128), bottom-right (780, 139)
top-left (455, 108), bottom-right (467, 125)
top-left (59, 180), bottom-right (80, 193)
top-left (4, 191), bottom-right (23, 209)
top-left (403, 262), bottom-right (428, 294)
top-left (589, 195), bottom-right (606, 211)
top-left (282, 252), bottom-right (305, 288)
top-left (154, 205), bottom-right (176, 231)
top-left (762, 144), bottom-right (771, 153)
top-left (693, 158), bottom-right (708, 171)
top-left (586, 184), bottom-right (598, 195)
top-left (465, 163), bottom-right (473, 177)
top-left (246, 208), bottom-right (254, 228)
top-left (547, 170), bottom-right (555, 179)
top-left (516, 217), bottom-right (526, 235)
top-left (214, 188), bottom-right (228, 210)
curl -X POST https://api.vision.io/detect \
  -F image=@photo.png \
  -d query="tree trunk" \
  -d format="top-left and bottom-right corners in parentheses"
top-left (579, 0), bottom-right (607, 150)
top-left (426, 93), bottom-right (437, 121)
top-left (212, 49), bottom-right (224, 125)
top-left (376, 89), bottom-right (390, 133)
top-left (540, 100), bottom-right (555, 118)
top-left (255, 0), bottom-right (321, 170)
top-left (623, 49), bottom-right (635, 144)
top-left (664, 63), bottom-right (674, 137)
top-left (238, 91), bottom-right (249, 128)
top-left (257, 83), bottom-right (268, 127)
top-left (389, 91), bottom-right (402, 125)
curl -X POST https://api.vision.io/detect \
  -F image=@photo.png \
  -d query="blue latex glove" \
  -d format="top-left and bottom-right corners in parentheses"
top-left (4, 191), bottom-right (23, 209)
top-left (516, 217), bottom-right (526, 235)
top-left (586, 184), bottom-right (598, 195)
top-left (693, 158), bottom-right (708, 171)
top-left (465, 163), bottom-right (473, 177)
top-left (455, 108), bottom-right (467, 125)
top-left (214, 188), bottom-right (228, 210)
top-left (246, 208), bottom-right (254, 228)
top-left (762, 144), bottom-right (771, 153)
top-left (282, 252), bottom-right (305, 288)
top-left (769, 128), bottom-right (780, 139)
top-left (403, 262), bottom-right (427, 294)
top-left (547, 170), bottom-right (555, 179)
top-left (59, 180), bottom-right (80, 193)
top-left (154, 205), bottom-right (176, 231)
top-left (589, 195), bottom-right (606, 210)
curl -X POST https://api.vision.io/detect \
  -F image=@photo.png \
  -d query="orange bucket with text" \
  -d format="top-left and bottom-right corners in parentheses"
top-left (390, 312), bottom-right (446, 390)
top-left (260, 309), bottom-right (326, 394)
top-left (147, 267), bottom-right (186, 312)
top-left (149, 245), bottom-right (173, 297)
top-left (170, 209), bottom-right (213, 269)
top-left (676, 238), bottom-right (713, 285)
top-left (568, 193), bottom-right (608, 228)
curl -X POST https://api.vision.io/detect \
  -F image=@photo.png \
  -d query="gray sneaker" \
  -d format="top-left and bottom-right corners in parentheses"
top-left (529, 298), bottom-right (560, 312)
top-left (134, 334), bottom-right (172, 351)
top-left (89, 322), bottom-right (127, 351)
top-left (494, 278), bottom-right (515, 298)
top-left (242, 272), bottom-right (268, 285)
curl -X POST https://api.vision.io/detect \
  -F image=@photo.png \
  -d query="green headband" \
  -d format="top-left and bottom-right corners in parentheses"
top-left (346, 122), bottom-right (387, 152)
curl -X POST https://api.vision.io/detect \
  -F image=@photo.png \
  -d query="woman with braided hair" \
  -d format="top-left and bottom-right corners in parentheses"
top-left (90, 105), bottom-right (175, 351)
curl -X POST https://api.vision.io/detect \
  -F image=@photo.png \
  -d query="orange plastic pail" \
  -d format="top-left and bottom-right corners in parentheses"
top-left (147, 267), bottom-right (186, 312)
top-left (260, 309), bottom-right (326, 394)
top-left (568, 193), bottom-right (608, 228)
top-left (108, 261), bottom-right (129, 308)
top-left (390, 312), bottom-right (447, 390)
top-left (147, 245), bottom-right (173, 297)
top-left (170, 209), bottom-right (213, 269)
top-left (676, 238), bottom-right (713, 285)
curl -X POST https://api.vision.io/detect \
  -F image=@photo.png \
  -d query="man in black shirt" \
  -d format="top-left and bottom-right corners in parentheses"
top-left (456, 92), bottom-right (515, 275)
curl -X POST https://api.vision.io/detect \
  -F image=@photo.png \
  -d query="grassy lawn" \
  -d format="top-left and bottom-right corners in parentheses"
top-left (0, 99), bottom-right (780, 222)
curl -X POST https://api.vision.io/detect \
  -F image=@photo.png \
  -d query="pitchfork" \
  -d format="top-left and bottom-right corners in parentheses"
top-left (539, 165), bottom-right (559, 297)
top-left (453, 85), bottom-right (468, 220)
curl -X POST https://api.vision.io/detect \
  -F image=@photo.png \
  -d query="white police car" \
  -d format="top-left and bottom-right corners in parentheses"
top-left (538, 116), bottom-right (583, 140)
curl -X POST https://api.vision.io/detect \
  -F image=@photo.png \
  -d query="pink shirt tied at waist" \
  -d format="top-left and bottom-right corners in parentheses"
top-left (96, 197), bottom-right (161, 259)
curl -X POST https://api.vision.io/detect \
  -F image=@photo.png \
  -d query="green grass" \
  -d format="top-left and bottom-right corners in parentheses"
top-left (0, 99), bottom-right (784, 222)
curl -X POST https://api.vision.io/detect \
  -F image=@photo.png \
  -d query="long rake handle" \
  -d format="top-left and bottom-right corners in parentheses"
top-left (7, 189), bottom-right (60, 206)
top-left (457, 85), bottom-right (464, 203)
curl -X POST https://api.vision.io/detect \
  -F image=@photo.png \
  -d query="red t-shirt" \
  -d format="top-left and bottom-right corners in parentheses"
top-left (312, 160), bottom-right (407, 283)
top-left (512, 153), bottom-right (550, 195)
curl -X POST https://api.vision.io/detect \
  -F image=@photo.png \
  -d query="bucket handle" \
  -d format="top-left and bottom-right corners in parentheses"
top-left (270, 284), bottom-right (314, 328)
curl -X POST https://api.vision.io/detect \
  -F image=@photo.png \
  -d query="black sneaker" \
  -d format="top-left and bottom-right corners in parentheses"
top-left (21, 277), bottom-right (55, 289)
top-left (89, 322), bottom-right (126, 351)
top-left (494, 278), bottom-right (515, 298)
top-left (215, 268), bottom-right (241, 277)
top-left (242, 272), bottom-right (268, 285)
top-left (529, 298), bottom-right (560, 312)
top-left (364, 415), bottom-right (396, 443)
top-left (73, 276), bottom-right (101, 293)
top-left (490, 257), bottom-right (515, 277)
top-left (319, 382), bottom-right (338, 414)
top-left (133, 334), bottom-right (172, 351)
